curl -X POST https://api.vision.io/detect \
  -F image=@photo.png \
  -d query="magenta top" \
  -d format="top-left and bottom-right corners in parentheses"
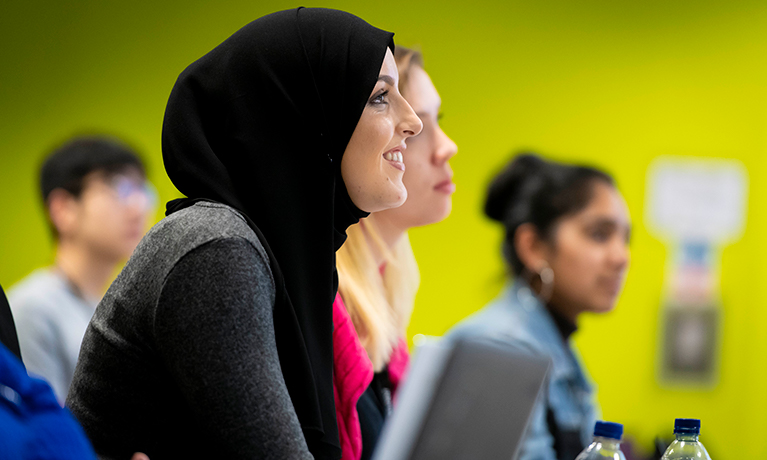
top-left (332, 293), bottom-right (410, 460)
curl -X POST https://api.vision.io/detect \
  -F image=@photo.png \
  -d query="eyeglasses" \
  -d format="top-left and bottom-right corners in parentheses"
top-left (107, 175), bottom-right (158, 211)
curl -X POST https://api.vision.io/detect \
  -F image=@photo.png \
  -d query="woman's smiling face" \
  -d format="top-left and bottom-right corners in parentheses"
top-left (376, 64), bottom-right (458, 230)
top-left (341, 48), bottom-right (423, 213)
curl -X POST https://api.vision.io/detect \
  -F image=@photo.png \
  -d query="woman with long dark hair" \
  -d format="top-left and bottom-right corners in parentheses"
top-left (448, 153), bottom-right (631, 460)
top-left (66, 8), bottom-right (422, 460)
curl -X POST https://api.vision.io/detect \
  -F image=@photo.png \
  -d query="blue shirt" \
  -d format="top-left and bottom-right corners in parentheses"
top-left (0, 342), bottom-right (97, 459)
top-left (446, 281), bottom-right (598, 460)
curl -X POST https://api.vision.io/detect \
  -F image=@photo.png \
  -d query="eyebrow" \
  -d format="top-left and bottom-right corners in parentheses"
top-left (378, 75), bottom-right (395, 86)
top-left (416, 109), bottom-right (440, 119)
top-left (586, 216), bottom-right (632, 231)
top-left (585, 217), bottom-right (618, 226)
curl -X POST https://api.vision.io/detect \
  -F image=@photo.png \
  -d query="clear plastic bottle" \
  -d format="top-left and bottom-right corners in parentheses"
top-left (575, 421), bottom-right (627, 460)
top-left (660, 418), bottom-right (712, 460)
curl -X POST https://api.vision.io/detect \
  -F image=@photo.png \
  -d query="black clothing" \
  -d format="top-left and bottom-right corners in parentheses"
top-left (357, 371), bottom-right (393, 460)
top-left (547, 304), bottom-right (577, 341)
top-left (160, 8), bottom-right (394, 458)
top-left (546, 407), bottom-right (585, 460)
top-left (545, 303), bottom-right (582, 459)
top-left (0, 284), bottom-right (21, 362)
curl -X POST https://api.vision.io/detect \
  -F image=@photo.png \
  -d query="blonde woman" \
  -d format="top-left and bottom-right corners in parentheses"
top-left (333, 46), bottom-right (458, 460)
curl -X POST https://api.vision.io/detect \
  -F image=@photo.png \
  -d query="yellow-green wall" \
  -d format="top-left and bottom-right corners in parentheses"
top-left (2, 1), bottom-right (766, 457)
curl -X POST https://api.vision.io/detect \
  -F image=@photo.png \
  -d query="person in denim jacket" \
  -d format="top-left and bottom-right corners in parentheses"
top-left (448, 153), bottom-right (631, 460)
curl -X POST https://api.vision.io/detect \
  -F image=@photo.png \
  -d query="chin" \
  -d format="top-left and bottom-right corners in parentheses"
top-left (592, 299), bottom-right (619, 314)
top-left (392, 186), bottom-right (408, 207)
top-left (414, 207), bottom-right (451, 228)
top-left (379, 189), bottom-right (408, 212)
top-left (436, 200), bottom-right (453, 222)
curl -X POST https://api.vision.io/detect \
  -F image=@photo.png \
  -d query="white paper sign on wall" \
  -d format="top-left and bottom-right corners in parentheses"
top-left (645, 157), bottom-right (748, 244)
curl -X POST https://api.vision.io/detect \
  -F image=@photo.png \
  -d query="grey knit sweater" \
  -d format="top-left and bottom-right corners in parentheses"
top-left (66, 202), bottom-right (314, 460)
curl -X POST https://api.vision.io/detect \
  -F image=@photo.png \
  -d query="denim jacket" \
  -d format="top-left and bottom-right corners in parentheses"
top-left (446, 280), bottom-right (598, 460)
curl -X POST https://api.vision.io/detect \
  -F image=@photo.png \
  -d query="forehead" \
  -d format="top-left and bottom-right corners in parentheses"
top-left (403, 66), bottom-right (440, 112)
top-left (379, 48), bottom-right (398, 81)
top-left (84, 166), bottom-right (145, 186)
top-left (574, 181), bottom-right (630, 225)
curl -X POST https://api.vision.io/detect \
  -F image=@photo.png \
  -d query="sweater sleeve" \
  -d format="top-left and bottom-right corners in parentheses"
top-left (154, 237), bottom-right (313, 459)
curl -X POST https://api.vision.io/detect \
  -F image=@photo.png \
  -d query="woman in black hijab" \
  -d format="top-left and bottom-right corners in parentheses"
top-left (66, 8), bottom-right (421, 460)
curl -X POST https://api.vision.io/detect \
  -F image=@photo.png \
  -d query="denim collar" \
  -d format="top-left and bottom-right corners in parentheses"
top-left (501, 280), bottom-right (591, 387)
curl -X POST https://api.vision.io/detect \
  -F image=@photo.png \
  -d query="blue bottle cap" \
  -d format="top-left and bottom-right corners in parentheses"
top-left (593, 421), bottom-right (623, 440)
top-left (674, 418), bottom-right (701, 434)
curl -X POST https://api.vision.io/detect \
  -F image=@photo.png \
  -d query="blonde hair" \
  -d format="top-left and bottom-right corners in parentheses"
top-left (393, 46), bottom-right (423, 96)
top-left (336, 218), bottom-right (420, 371)
top-left (336, 46), bottom-right (424, 371)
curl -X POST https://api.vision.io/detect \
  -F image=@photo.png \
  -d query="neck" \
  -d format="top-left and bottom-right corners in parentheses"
top-left (366, 213), bottom-right (406, 266)
top-left (525, 278), bottom-right (580, 331)
top-left (548, 298), bottom-right (580, 326)
top-left (55, 241), bottom-right (118, 301)
top-left (532, 281), bottom-right (578, 324)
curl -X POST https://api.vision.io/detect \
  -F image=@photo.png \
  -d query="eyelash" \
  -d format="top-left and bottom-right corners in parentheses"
top-left (369, 89), bottom-right (389, 106)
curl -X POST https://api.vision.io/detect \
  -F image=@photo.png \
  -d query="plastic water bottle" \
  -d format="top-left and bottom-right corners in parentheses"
top-left (574, 421), bottom-right (627, 460)
top-left (660, 418), bottom-right (712, 460)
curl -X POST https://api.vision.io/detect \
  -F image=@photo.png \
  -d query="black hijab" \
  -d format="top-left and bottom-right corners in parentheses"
top-left (161, 8), bottom-right (393, 459)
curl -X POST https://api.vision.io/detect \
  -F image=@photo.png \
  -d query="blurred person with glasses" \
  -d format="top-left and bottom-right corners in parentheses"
top-left (8, 136), bottom-right (155, 403)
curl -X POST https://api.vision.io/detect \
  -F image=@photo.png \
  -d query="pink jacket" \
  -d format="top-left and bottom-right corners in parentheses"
top-left (332, 293), bottom-right (409, 460)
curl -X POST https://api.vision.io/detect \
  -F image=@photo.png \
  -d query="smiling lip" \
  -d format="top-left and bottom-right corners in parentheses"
top-left (434, 179), bottom-right (456, 194)
top-left (384, 147), bottom-right (405, 172)
top-left (386, 158), bottom-right (405, 171)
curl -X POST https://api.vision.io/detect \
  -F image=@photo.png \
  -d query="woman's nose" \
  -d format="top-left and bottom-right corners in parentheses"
top-left (611, 239), bottom-right (630, 268)
top-left (433, 127), bottom-right (457, 165)
top-left (399, 99), bottom-right (423, 138)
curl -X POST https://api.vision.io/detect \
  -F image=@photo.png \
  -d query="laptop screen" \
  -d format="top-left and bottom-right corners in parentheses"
top-left (373, 337), bottom-right (551, 460)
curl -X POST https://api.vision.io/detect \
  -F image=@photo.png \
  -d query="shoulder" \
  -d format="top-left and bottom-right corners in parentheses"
top-left (151, 202), bottom-right (260, 249)
top-left (163, 201), bottom-right (250, 230)
top-left (99, 202), bottom-right (274, 326)
top-left (446, 292), bottom-right (543, 354)
top-left (163, 235), bottom-right (276, 308)
top-left (155, 237), bottom-right (278, 341)
top-left (130, 202), bottom-right (270, 281)
top-left (8, 269), bottom-right (67, 317)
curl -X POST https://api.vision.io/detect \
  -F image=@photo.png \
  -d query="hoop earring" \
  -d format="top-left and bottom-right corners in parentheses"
top-left (537, 262), bottom-right (554, 304)
top-left (519, 262), bottom-right (554, 304)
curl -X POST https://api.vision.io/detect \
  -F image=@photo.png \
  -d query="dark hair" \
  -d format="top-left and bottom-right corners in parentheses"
top-left (485, 152), bottom-right (615, 275)
top-left (40, 136), bottom-right (145, 203)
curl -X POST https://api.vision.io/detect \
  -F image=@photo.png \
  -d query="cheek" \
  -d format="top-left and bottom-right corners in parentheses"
top-left (343, 116), bottom-right (391, 173)
top-left (552, 243), bottom-right (601, 291)
top-left (392, 169), bottom-right (451, 226)
top-left (88, 197), bottom-right (123, 228)
top-left (366, 117), bottom-right (394, 151)
top-left (401, 160), bottom-right (427, 192)
top-left (361, 124), bottom-right (396, 174)
top-left (402, 139), bottom-right (437, 186)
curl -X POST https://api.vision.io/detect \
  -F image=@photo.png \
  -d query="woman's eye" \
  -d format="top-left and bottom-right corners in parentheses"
top-left (590, 229), bottom-right (610, 242)
top-left (369, 90), bottom-right (389, 106)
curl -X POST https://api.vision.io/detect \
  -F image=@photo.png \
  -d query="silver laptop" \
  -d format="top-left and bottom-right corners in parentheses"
top-left (372, 337), bottom-right (551, 460)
